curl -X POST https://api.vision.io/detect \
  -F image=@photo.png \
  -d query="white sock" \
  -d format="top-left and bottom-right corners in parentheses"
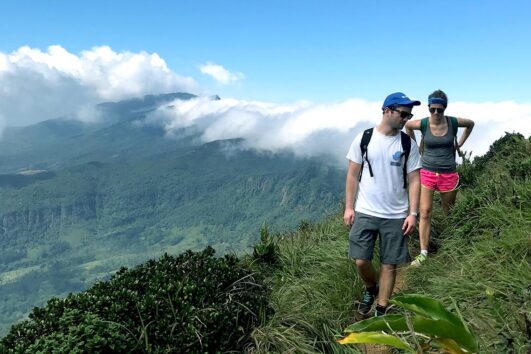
top-left (421, 250), bottom-right (428, 257)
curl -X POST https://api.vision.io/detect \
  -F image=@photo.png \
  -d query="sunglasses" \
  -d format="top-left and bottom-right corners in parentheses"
top-left (429, 107), bottom-right (445, 114)
top-left (391, 108), bottom-right (413, 119)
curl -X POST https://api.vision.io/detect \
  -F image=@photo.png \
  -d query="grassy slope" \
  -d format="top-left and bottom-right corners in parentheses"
top-left (405, 134), bottom-right (530, 353)
top-left (251, 133), bottom-right (530, 354)
top-left (248, 216), bottom-right (362, 354)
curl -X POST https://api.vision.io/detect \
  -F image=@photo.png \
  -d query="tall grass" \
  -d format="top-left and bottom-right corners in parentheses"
top-left (248, 217), bottom-right (362, 353)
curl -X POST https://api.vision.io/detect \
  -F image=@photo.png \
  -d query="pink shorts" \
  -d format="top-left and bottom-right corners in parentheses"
top-left (420, 169), bottom-right (459, 192)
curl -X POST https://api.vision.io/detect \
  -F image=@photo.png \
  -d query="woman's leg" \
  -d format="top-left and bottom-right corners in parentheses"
top-left (419, 186), bottom-right (435, 251)
top-left (440, 189), bottom-right (458, 215)
top-left (440, 172), bottom-right (459, 215)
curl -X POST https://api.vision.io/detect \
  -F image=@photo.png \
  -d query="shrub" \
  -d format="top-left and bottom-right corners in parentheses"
top-left (458, 132), bottom-right (529, 187)
top-left (0, 246), bottom-right (270, 353)
top-left (252, 224), bottom-right (279, 265)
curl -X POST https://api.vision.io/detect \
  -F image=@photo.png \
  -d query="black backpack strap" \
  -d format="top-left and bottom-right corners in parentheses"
top-left (359, 128), bottom-right (374, 182)
top-left (400, 131), bottom-right (411, 188)
top-left (419, 117), bottom-right (428, 154)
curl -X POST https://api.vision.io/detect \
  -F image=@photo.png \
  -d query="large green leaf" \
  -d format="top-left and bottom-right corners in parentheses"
top-left (344, 315), bottom-right (478, 353)
top-left (344, 314), bottom-right (408, 332)
top-left (390, 294), bottom-right (478, 352)
top-left (338, 331), bottom-right (413, 351)
top-left (390, 294), bottom-right (464, 328)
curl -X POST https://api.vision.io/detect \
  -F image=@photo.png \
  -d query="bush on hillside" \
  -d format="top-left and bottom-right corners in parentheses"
top-left (0, 246), bottom-right (270, 353)
top-left (459, 132), bottom-right (529, 187)
top-left (252, 224), bottom-right (280, 265)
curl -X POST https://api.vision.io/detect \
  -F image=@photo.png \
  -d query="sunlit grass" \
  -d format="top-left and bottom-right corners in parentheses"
top-left (249, 216), bottom-right (362, 353)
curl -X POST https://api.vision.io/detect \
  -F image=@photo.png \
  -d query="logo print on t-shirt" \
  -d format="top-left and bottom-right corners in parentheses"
top-left (390, 151), bottom-right (402, 166)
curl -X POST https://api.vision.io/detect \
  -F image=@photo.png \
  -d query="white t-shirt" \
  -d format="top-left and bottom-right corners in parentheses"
top-left (346, 129), bottom-right (421, 219)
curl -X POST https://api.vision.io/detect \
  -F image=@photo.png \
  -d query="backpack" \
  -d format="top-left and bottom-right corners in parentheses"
top-left (419, 116), bottom-right (459, 156)
top-left (358, 128), bottom-right (411, 189)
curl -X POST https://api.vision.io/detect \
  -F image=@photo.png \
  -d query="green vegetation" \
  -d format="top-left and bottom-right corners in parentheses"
top-left (252, 224), bottom-right (280, 265)
top-left (405, 133), bottom-right (530, 353)
top-left (0, 93), bottom-right (344, 334)
top-left (0, 150), bottom-right (343, 335)
top-left (339, 294), bottom-right (478, 353)
top-left (251, 133), bottom-right (530, 353)
top-left (0, 247), bottom-right (269, 353)
top-left (248, 217), bottom-right (361, 353)
top-left (1, 95), bottom-right (528, 354)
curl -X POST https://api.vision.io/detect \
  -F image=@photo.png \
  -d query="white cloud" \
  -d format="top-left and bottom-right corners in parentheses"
top-left (148, 97), bottom-right (531, 165)
top-left (442, 100), bottom-right (531, 161)
top-left (0, 45), bottom-right (199, 127)
top-left (199, 62), bottom-right (244, 85)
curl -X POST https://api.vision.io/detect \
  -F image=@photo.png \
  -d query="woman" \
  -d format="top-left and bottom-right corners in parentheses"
top-left (405, 90), bottom-right (474, 266)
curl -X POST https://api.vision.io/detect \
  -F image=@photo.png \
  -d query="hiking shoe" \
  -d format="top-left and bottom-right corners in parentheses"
top-left (374, 305), bottom-right (387, 317)
top-left (357, 288), bottom-right (378, 315)
top-left (411, 253), bottom-right (427, 267)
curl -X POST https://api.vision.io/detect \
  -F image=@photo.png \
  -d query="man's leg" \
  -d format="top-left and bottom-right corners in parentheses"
top-left (377, 217), bottom-right (410, 314)
top-left (349, 213), bottom-right (378, 281)
top-left (377, 264), bottom-right (397, 307)
top-left (349, 212), bottom-right (379, 315)
top-left (355, 259), bottom-right (377, 288)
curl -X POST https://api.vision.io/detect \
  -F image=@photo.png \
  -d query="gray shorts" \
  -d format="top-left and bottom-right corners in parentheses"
top-left (348, 212), bottom-right (411, 264)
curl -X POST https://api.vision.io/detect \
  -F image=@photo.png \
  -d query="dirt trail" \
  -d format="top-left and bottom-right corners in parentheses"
top-left (358, 266), bottom-right (408, 354)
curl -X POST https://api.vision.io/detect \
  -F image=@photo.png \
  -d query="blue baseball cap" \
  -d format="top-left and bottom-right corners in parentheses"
top-left (382, 92), bottom-right (421, 109)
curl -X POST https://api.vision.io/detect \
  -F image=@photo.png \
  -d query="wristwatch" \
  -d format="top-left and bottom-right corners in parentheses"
top-left (410, 211), bottom-right (419, 217)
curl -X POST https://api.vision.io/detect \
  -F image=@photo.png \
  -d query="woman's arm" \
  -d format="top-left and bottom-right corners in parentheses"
top-left (405, 119), bottom-right (422, 143)
top-left (456, 118), bottom-right (475, 148)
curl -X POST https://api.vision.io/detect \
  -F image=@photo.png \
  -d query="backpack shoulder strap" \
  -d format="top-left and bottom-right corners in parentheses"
top-left (419, 117), bottom-right (429, 154)
top-left (449, 116), bottom-right (458, 136)
top-left (400, 132), bottom-right (411, 189)
top-left (420, 117), bottom-right (429, 135)
top-left (359, 128), bottom-right (374, 181)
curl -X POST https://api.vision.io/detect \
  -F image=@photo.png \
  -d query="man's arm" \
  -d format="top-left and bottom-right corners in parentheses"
top-left (402, 169), bottom-right (420, 235)
top-left (344, 160), bottom-right (362, 226)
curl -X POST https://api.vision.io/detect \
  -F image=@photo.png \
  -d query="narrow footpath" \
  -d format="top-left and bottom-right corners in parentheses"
top-left (358, 266), bottom-right (408, 354)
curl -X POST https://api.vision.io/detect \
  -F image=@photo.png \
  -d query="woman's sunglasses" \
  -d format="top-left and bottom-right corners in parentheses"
top-left (429, 107), bottom-right (445, 114)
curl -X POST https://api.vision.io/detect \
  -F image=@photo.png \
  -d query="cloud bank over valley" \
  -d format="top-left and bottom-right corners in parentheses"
top-left (147, 96), bottom-right (531, 164)
top-left (0, 45), bottom-right (529, 164)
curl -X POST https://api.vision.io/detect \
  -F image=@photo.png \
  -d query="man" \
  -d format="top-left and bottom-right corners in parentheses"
top-left (344, 92), bottom-right (422, 316)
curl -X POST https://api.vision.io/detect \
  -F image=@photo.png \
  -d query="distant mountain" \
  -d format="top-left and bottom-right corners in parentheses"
top-left (0, 92), bottom-right (345, 335)
top-left (0, 92), bottom-right (200, 172)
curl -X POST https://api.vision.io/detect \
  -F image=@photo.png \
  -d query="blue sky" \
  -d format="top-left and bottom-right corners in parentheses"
top-left (0, 1), bottom-right (530, 159)
top-left (1, 0), bottom-right (530, 103)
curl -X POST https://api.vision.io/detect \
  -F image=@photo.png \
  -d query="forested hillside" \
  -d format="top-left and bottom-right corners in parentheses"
top-left (0, 93), bottom-right (344, 335)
